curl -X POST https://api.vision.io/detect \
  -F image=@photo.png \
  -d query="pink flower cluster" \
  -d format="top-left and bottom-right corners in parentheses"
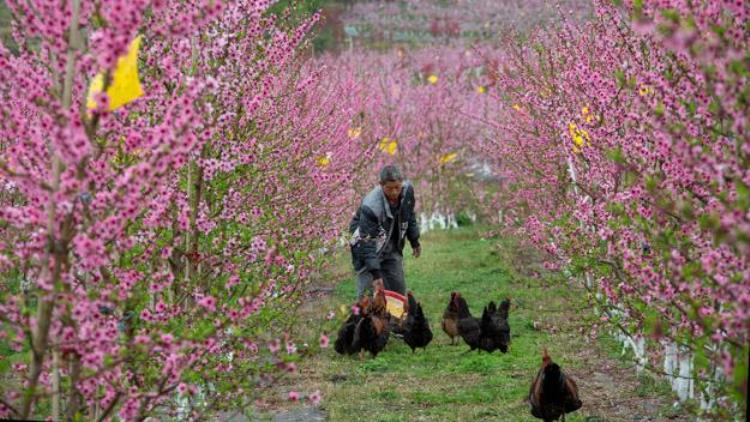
top-left (0, 0), bottom-right (365, 420)
top-left (472, 0), bottom-right (749, 412)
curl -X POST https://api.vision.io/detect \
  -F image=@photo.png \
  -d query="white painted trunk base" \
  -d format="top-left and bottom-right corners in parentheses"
top-left (604, 301), bottom-right (702, 409)
top-left (419, 211), bottom-right (458, 233)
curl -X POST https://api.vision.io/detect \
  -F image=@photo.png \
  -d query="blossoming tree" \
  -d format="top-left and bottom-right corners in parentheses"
top-left (0, 0), bottom-right (364, 419)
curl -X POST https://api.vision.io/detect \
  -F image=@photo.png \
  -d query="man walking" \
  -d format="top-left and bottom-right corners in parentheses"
top-left (349, 164), bottom-right (421, 298)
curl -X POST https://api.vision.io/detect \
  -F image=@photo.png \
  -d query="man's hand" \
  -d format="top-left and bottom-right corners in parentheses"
top-left (412, 245), bottom-right (421, 258)
top-left (372, 278), bottom-right (384, 290)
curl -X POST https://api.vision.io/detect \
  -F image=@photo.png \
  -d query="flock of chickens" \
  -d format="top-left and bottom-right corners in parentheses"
top-left (333, 281), bottom-right (583, 421)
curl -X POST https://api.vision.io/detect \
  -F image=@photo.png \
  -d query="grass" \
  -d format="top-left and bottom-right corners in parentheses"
top-left (258, 227), bottom-right (684, 421)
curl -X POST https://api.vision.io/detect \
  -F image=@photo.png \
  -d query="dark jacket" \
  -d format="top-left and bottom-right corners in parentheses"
top-left (349, 181), bottom-right (420, 279)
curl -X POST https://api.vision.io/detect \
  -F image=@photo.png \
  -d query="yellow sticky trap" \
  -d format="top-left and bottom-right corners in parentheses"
top-left (427, 74), bottom-right (438, 85)
top-left (317, 155), bottom-right (331, 167)
top-left (378, 137), bottom-right (398, 156)
top-left (87, 35), bottom-right (144, 111)
top-left (439, 152), bottom-right (457, 165)
top-left (568, 122), bottom-right (591, 154)
top-left (581, 105), bottom-right (597, 123)
top-left (475, 85), bottom-right (486, 94)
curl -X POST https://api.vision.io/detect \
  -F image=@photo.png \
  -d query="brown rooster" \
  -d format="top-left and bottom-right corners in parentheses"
top-left (370, 279), bottom-right (389, 319)
top-left (441, 291), bottom-right (460, 345)
top-left (528, 349), bottom-right (582, 421)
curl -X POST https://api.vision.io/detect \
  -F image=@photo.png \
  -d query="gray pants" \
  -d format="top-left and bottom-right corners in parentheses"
top-left (356, 251), bottom-right (405, 298)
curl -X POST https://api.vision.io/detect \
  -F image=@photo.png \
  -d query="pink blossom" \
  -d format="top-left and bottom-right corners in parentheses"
top-left (246, 341), bottom-right (259, 354)
top-left (177, 383), bottom-right (189, 395)
top-left (308, 390), bottom-right (322, 406)
top-left (135, 335), bottom-right (151, 345)
top-left (319, 333), bottom-right (330, 348)
top-left (197, 295), bottom-right (217, 313)
top-left (268, 339), bottom-right (281, 354)
top-left (226, 274), bottom-right (240, 289)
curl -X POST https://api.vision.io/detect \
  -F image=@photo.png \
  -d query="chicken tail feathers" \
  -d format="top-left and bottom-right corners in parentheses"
top-left (499, 298), bottom-right (511, 319)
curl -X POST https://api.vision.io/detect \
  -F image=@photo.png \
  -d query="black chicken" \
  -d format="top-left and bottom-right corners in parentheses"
top-left (498, 297), bottom-right (511, 320)
top-left (478, 298), bottom-right (511, 353)
top-left (529, 349), bottom-right (582, 421)
top-left (401, 291), bottom-right (433, 352)
top-left (454, 293), bottom-right (482, 351)
top-left (351, 287), bottom-right (390, 358)
top-left (334, 296), bottom-right (369, 355)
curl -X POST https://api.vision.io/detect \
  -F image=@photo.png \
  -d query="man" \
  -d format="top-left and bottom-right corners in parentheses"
top-left (349, 164), bottom-right (421, 298)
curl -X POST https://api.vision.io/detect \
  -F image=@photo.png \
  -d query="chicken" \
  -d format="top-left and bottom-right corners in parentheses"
top-left (498, 297), bottom-right (511, 320)
top-left (528, 349), bottom-right (582, 421)
top-left (370, 279), bottom-right (389, 319)
top-left (405, 291), bottom-right (417, 320)
top-left (453, 293), bottom-right (482, 351)
top-left (478, 298), bottom-right (511, 353)
top-left (401, 291), bottom-right (433, 352)
top-left (454, 293), bottom-right (512, 353)
top-left (334, 296), bottom-right (369, 355)
top-left (499, 298), bottom-right (511, 351)
top-left (352, 285), bottom-right (390, 358)
top-left (441, 292), bottom-right (460, 345)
